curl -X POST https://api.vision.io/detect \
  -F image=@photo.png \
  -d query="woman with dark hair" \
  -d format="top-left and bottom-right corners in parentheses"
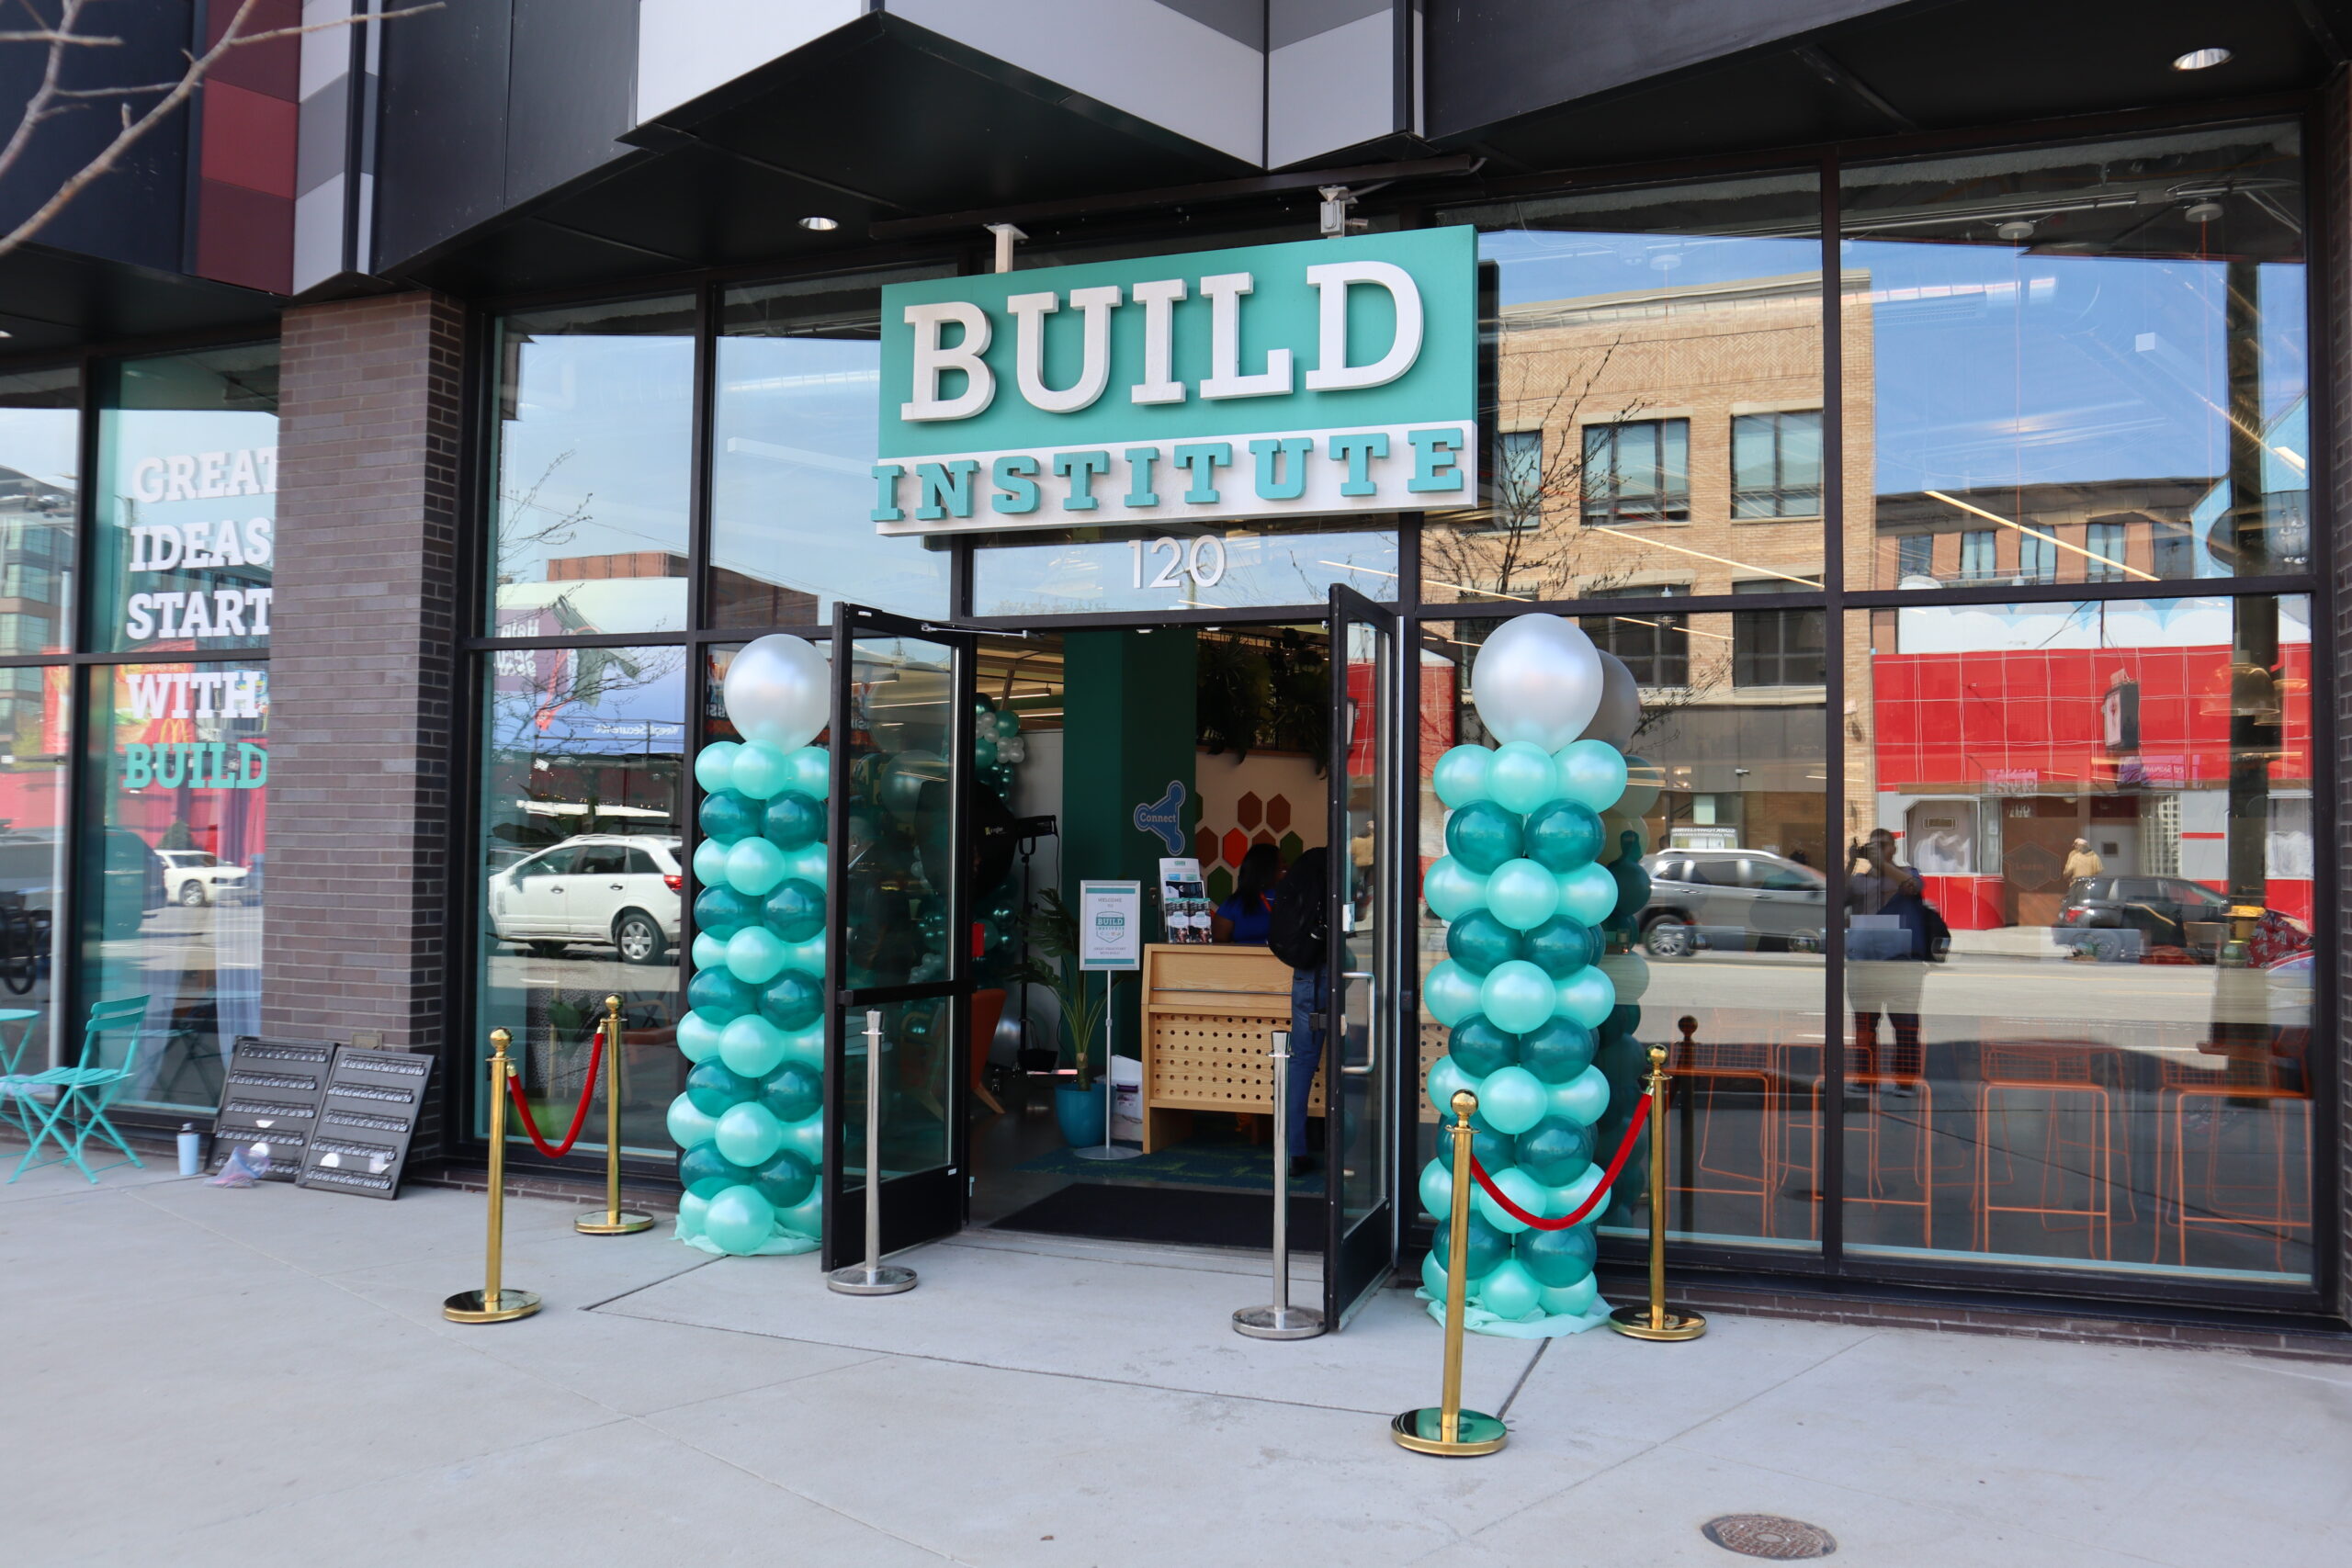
top-left (1211, 843), bottom-right (1284, 945)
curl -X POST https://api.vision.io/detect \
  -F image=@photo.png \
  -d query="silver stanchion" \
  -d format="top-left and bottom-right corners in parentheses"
top-left (1234, 1028), bottom-right (1325, 1339)
top-left (828, 1009), bottom-right (916, 1296)
top-left (1072, 973), bottom-right (1140, 1161)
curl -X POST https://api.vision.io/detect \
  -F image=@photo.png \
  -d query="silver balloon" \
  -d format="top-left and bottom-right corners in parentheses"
top-left (1470, 614), bottom-right (1604, 751)
top-left (1577, 650), bottom-right (1640, 750)
top-left (723, 634), bottom-right (829, 750)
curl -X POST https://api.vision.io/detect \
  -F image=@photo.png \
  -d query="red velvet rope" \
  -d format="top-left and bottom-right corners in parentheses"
top-left (1466, 1092), bottom-right (1650, 1231)
top-left (506, 1025), bottom-right (605, 1159)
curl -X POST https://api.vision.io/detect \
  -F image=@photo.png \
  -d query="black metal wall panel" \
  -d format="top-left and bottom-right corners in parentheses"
top-left (373, 0), bottom-right (516, 271)
top-left (504, 0), bottom-right (639, 209)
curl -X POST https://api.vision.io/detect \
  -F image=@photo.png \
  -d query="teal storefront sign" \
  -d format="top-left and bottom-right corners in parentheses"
top-left (872, 227), bottom-right (1476, 535)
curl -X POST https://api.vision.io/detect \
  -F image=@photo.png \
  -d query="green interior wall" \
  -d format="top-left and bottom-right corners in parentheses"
top-left (1059, 627), bottom-right (1198, 1062)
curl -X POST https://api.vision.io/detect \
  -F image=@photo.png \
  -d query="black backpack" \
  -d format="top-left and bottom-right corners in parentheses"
top-left (1266, 847), bottom-right (1329, 972)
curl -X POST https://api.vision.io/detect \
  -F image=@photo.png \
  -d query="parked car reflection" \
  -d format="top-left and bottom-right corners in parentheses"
top-left (1637, 849), bottom-right (1827, 957)
top-left (2054, 874), bottom-right (2309, 964)
top-left (486, 833), bottom-right (684, 964)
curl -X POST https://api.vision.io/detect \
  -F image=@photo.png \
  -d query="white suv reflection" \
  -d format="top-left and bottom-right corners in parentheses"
top-left (487, 834), bottom-right (683, 964)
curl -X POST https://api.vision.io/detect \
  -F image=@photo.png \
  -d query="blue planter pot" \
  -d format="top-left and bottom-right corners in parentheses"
top-left (1055, 1082), bottom-right (1106, 1148)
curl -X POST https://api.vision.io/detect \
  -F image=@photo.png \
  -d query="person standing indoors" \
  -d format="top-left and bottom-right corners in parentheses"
top-left (1212, 843), bottom-right (1283, 945)
top-left (1264, 845), bottom-right (1329, 1178)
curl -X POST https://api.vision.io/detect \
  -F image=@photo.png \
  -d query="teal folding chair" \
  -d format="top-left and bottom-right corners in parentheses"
top-left (9, 996), bottom-right (153, 1184)
top-left (0, 1006), bottom-right (47, 1142)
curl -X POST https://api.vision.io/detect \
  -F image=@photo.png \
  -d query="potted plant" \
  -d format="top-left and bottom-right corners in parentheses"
top-left (1016, 889), bottom-right (1121, 1147)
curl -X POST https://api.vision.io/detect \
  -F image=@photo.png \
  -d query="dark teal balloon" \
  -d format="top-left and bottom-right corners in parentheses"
top-left (1516, 1222), bottom-right (1599, 1287)
top-left (1522, 914), bottom-right (1597, 977)
top-left (1604, 1003), bottom-right (1642, 1039)
top-left (1444, 800), bottom-right (1522, 874)
top-left (1444, 909), bottom-right (1521, 975)
top-left (1523, 799), bottom-right (1603, 872)
top-left (1430, 1210), bottom-right (1510, 1278)
top-left (1471, 1124), bottom-right (1515, 1175)
top-left (1515, 1115), bottom-right (1596, 1186)
top-left (750, 1147), bottom-right (815, 1210)
top-left (694, 885), bottom-right (755, 941)
top-left (1448, 1015), bottom-right (1519, 1078)
top-left (685, 1060), bottom-right (759, 1116)
top-left (759, 1061), bottom-right (823, 1124)
top-left (760, 971), bottom-right (822, 1032)
top-left (763, 793), bottom-right (824, 850)
top-left (678, 1143), bottom-right (755, 1199)
top-left (1519, 1017), bottom-right (1598, 1084)
top-left (698, 790), bottom-right (758, 843)
top-left (687, 967), bottom-right (752, 1021)
top-left (763, 878), bottom-right (825, 942)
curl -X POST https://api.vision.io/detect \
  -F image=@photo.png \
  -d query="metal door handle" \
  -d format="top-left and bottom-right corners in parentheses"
top-left (1341, 970), bottom-right (1375, 1076)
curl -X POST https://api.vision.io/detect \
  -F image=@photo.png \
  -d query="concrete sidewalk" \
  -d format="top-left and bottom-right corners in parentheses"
top-left (3, 1162), bottom-right (2346, 1568)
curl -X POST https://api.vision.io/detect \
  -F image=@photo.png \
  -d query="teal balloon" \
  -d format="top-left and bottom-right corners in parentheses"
top-left (726, 836), bottom-right (789, 897)
top-left (1425, 1054), bottom-right (1475, 1119)
top-left (777, 1023), bottom-right (825, 1068)
top-left (703, 1183), bottom-right (777, 1254)
top-left (712, 1102), bottom-right (785, 1168)
top-left (1516, 1223), bottom-right (1599, 1287)
top-left (973, 733), bottom-right (999, 769)
top-left (1474, 1165), bottom-right (1549, 1234)
top-left (1480, 960), bottom-right (1555, 1034)
top-left (762, 792), bottom-right (824, 850)
top-left (1539, 1278), bottom-right (1600, 1317)
top-left (675, 1010), bottom-right (724, 1064)
top-left (786, 934), bottom-right (828, 981)
top-left (1515, 1115), bottom-right (1596, 1186)
top-left (717, 1014), bottom-right (788, 1078)
top-left (1548, 1064), bottom-right (1613, 1126)
top-left (1421, 1247), bottom-right (1449, 1295)
top-left (1443, 800), bottom-right (1521, 874)
top-left (993, 710), bottom-right (1022, 739)
top-left (727, 925), bottom-right (790, 986)
top-left (730, 741), bottom-right (791, 800)
top-left (1609, 853), bottom-right (1652, 920)
top-left (1554, 965), bottom-right (1616, 1028)
top-left (1487, 741), bottom-right (1559, 816)
top-left (1423, 960), bottom-right (1482, 1028)
top-left (763, 878), bottom-right (825, 942)
top-left (1447, 1015), bottom-right (1519, 1078)
top-left (664, 1093), bottom-right (716, 1151)
top-left (759, 1062), bottom-right (823, 1124)
top-left (777, 1110), bottom-right (825, 1166)
top-left (690, 836), bottom-right (731, 888)
top-left (1432, 744), bottom-right (1493, 807)
top-left (691, 931), bottom-right (729, 974)
top-left (1444, 909), bottom-right (1521, 975)
top-left (775, 1190), bottom-right (824, 1241)
top-left (1417, 1156), bottom-right (1452, 1219)
top-left (761, 970), bottom-right (823, 1032)
top-left (686, 967), bottom-right (752, 1022)
top-left (1519, 1016), bottom-right (1598, 1083)
top-left (1422, 857), bottom-right (1490, 922)
top-left (750, 1147), bottom-right (815, 1210)
top-left (1554, 739), bottom-right (1628, 812)
top-left (679, 1142), bottom-right (752, 1199)
top-left (694, 885), bottom-right (755, 940)
top-left (1555, 862), bottom-right (1617, 926)
top-left (1600, 951), bottom-right (1650, 1004)
top-left (676, 1190), bottom-right (709, 1240)
top-left (1522, 914), bottom-right (1597, 977)
top-left (699, 790), bottom-right (758, 843)
top-left (1430, 1210), bottom-right (1510, 1278)
top-left (1485, 859), bottom-right (1560, 932)
top-left (1523, 798), bottom-right (1603, 872)
top-left (685, 1060), bottom-right (759, 1116)
top-left (783, 746), bottom-right (830, 800)
top-left (1471, 1122), bottom-right (1516, 1174)
top-left (1476, 1065), bottom-right (1547, 1136)
top-left (1477, 1258), bottom-right (1543, 1319)
top-left (693, 740), bottom-right (741, 795)
top-left (781, 840), bottom-right (828, 887)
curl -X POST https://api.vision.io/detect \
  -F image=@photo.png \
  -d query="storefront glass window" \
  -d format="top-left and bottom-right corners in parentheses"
top-left (474, 643), bottom-right (686, 1158)
top-left (0, 367), bottom-right (77, 656)
top-left (1844, 594), bottom-right (2314, 1280)
top-left (1844, 126), bottom-right (2308, 589)
top-left (969, 516), bottom-right (1398, 616)
top-left (0, 667), bottom-right (68, 1070)
top-left (490, 296), bottom-right (695, 637)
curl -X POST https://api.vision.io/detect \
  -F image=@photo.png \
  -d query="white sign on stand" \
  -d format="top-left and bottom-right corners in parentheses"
top-left (1079, 880), bottom-right (1142, 971)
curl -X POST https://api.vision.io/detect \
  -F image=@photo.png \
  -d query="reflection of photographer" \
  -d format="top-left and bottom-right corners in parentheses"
top-left (1846, 829), bottom-right (1946, 1076)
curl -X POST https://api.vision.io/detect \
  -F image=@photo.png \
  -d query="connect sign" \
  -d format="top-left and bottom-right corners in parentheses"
top-left (872, 228), bottom-right (1477, 535)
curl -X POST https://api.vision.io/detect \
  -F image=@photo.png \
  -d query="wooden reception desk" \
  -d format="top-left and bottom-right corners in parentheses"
top-left (1136, 943), bottom-right (1323, 1153)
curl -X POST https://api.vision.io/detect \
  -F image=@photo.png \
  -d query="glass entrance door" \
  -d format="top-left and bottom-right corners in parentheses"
top-left (820, 604), bottom-right (975, 1269)
top-left (1325, 586), bottom-right (1404, 1325)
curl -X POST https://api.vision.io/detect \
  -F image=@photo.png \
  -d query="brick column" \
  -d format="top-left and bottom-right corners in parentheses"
top-left (266, 292), bottom-right (464, 1160)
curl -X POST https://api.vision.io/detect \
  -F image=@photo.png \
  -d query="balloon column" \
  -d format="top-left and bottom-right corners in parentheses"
top-left (1419, 615), bottom-right (1654, 1337)
top-left (670, 635), bottom-right (831, 1257)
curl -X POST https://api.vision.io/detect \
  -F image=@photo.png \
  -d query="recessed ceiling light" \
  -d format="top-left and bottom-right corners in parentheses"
top-left (2172, 47), bottom-right (2232, 70)
top-left (798, 215), bottom-right (840, 232)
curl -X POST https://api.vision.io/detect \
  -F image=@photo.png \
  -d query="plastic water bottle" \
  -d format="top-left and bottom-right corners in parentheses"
top-left (177, 1123), bottom-right (202, 1177)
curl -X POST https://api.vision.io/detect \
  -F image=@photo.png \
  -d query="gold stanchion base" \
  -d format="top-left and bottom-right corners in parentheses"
top-left (575, 1211), bottom-right (655, 1235)
top-left (443, 1288), bottom-right (541, 1324)
top-left (1607, 1303), bottom-right (1707, 1340)
top-left (1390, 1408), bottom-right (1508, 1457)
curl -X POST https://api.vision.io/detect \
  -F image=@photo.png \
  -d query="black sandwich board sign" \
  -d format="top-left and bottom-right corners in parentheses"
top-left (209, 1037), bottom-right (334, 1182)
top-left (296, 1045), bottom-right (432, 1200)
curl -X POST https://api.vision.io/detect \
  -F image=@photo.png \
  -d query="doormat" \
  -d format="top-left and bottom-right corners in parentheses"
top-left (989, 1183), bottom-right (1325, 1251)
top-left (1012, 1135), bottom-right (1326, 1196)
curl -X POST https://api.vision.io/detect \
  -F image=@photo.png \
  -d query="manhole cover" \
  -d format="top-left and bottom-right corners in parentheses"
top-left (1702, 1515), bottom-right (1838, 1559)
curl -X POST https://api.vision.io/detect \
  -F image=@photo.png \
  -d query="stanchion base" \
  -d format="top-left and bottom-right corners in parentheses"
top-left (575, 1211), bottom-right (655, 1235)
top-left (1390, 1408), bottom-right (1507, 1456)
top-left (827, 1263), bottom-right (918, 1296)
top-left (1608, 1303), bottom-right (1707, 1340)
top-left (1070, 1145), bottom-right (1144, 1161)
top-left (1233, 1304), bottom-right (1326, 1339)
top-left (442, 1288), bottom-right (541, 1324)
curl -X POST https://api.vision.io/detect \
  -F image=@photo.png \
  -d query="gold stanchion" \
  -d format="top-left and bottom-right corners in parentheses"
top-left (576, 994), bottom-right (652, 1235)
top-left (1392, 1089), bottom-right (1507, 1457)
top-left (1608, 1042), bottom-right (1706, 1341)
top-left (445, 1028), bottom-right (542, 1324)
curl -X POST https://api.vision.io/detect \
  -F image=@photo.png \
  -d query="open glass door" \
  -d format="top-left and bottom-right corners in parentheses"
top-left (1326, 585), bottom-right (1404, 1325)
top-left (820, 604), bottom-right (975, 1269)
